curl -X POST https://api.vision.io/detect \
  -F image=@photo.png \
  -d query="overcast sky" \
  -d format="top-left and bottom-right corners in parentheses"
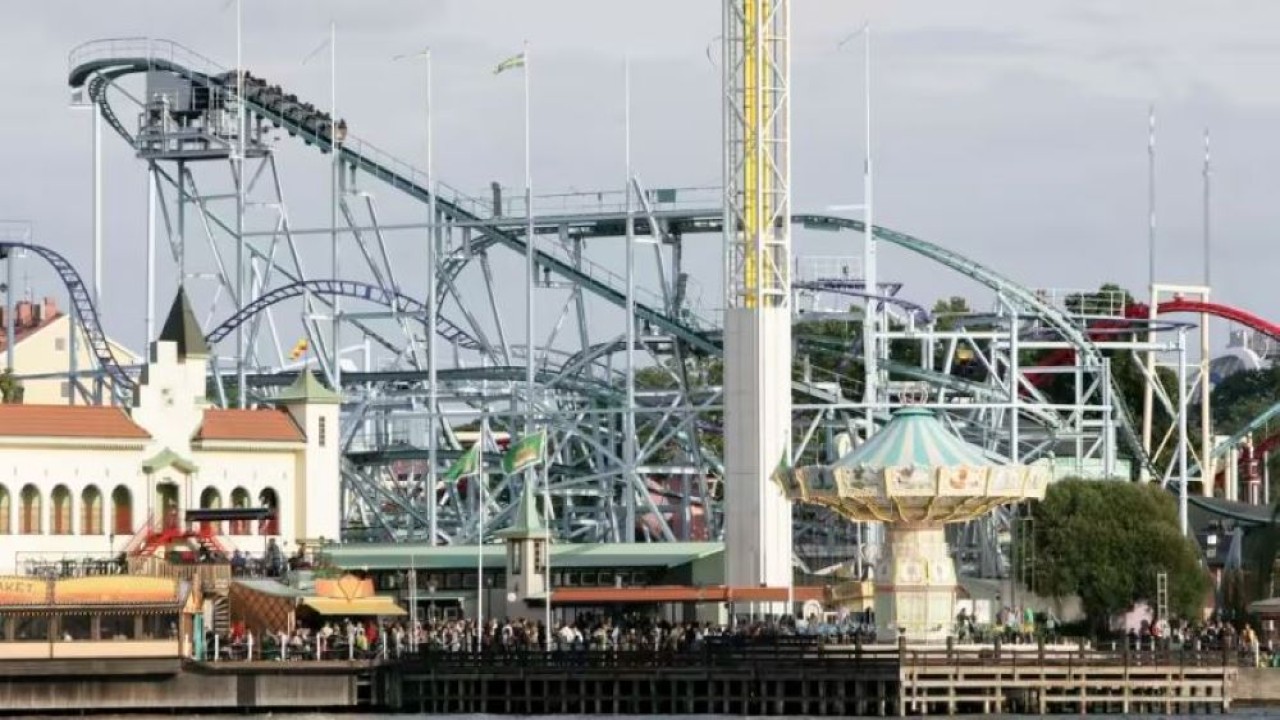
top-left (2, 0), bottom-right (1278, 357)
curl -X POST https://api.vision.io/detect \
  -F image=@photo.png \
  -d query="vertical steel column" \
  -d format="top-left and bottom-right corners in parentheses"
top-left (330, 21), bottom-right (342, 389)
top-left (1176, 327), bottom-right (1189, 534)
top-left (92, 98), bottom-right (103, 313)
top-left (5, 248), bottom-right (14, 371)
top-left (146, 163), bottom-right (157, 344)
top-left (1009, 308), bottom-right (1019, 462)
top-left (233, 0), bottom-right (247, 407)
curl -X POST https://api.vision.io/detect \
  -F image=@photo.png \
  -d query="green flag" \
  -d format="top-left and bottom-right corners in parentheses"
top-left (494, 52), bottom-right (526, 75)
top-left (769, 448), bottom-right (790, 488)
top-left (502, 431), bottom-right (546, 475)
top-left (443, 444), bottom-right (481, 484)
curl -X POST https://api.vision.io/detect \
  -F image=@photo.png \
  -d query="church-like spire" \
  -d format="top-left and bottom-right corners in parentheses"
top-left (159, 288), bottom-right (210, 359)
top-left (498, 478), bottom-right (549, 539)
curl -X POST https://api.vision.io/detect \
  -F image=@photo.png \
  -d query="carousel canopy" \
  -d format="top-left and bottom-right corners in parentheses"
top-left (832, 407), bottom-right (994, 470)
top-left (782, 407), bottom-right (1049, 524)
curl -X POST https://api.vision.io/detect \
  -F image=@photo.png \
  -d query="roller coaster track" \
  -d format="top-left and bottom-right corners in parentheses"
top-left (793, 280), bottom-right (931, 323)
top-left (204, 279), bottom-right (480, 350)
top-left (791, 214), bottom-right (1151, 474)
top-left (0, 242), bottom-right (132, 396)
top-left (67, 40), bottom-right (1151, 477)
top-left (68, 40), bottom-right (718, 357)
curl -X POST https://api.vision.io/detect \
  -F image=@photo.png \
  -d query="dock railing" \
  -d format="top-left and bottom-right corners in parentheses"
top-left (395, 638), bottom-right (1251, 673)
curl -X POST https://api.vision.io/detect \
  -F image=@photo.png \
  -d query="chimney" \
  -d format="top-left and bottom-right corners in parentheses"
top-left (42, 297), bottom-right (58, 323)
top-left (16, 301), bottom-right (32, 328)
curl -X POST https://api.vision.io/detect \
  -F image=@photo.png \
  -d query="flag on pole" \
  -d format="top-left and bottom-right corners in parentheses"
top-left (502, 430), bottom-right (546, 474)
top-left (443, 444), bottom-right (482, 484)
top-left (769, 448), bottom-right (791, 489)
top-left (289, 338), bottom-right (309, 361)
top-left (494, 52), bottom-right (526, 75)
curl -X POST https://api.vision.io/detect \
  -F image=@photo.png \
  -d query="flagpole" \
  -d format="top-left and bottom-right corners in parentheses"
top-left (523, 41), bottom-right (534, 440)
top-left (234, 0), bottom-right (246, 408)
top-left (477, 412), bottom-right (487, 650)
top-left (518, 42), bottom-right (549, 654)
top-left (425, 47), bottom-right (439, 547)
top-left (541, 433), bottom-right (552, 652)
top-left (330, 19), bottom-right (342, 389)
top-left (623, 54), bottom-right (637, 544)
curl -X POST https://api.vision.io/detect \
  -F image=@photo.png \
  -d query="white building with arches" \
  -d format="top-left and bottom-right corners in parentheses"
top-left (0, 291), bottom-right (341, 575)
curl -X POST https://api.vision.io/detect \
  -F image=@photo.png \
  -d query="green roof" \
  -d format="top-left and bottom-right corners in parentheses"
top-left (232, 578), bottom-right (309, 599)
top-left (324, 541), bottom-right (723, 572)
top-left (833, 407), bottom-right (999, 469)
top-left (496, 479), bottom-right (549, 539)
top-left (141, 447), bottom-right (199, 474)
top-left (275, 370), bottom-right (342, 405)
top-left (160, 288), bottom-right (210, 358)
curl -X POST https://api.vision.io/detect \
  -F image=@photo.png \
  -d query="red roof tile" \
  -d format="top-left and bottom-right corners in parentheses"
top-left (195, 408), bottom-right (304, 442)
top-left (0, 405), bottom-right (149, 439)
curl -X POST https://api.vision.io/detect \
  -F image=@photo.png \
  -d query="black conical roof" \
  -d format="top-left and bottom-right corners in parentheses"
top-left (160, 288), bottom-right (210, 358)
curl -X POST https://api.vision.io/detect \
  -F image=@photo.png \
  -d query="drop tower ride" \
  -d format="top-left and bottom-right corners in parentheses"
top-left (722, 0), bottom-right (794, 604)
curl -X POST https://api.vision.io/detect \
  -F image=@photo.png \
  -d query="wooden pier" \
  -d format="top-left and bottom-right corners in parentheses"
top-left (383, 641), bottom-right (1239, 716)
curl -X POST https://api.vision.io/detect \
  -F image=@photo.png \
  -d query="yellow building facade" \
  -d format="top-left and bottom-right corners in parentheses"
top-left (0, 291), bottom-right (341, 575)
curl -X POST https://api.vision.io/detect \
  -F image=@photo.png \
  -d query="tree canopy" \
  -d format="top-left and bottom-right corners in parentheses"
top-left (1028, 479), bottom-right (1209, 632)
top-left (0, 369), bottom-right (22, 404)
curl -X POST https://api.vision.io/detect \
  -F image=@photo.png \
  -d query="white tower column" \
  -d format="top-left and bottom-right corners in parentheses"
top-left (722, 0), bottom-right (793, 607)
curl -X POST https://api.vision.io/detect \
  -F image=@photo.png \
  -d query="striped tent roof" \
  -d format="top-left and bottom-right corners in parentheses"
top-left (832, 407), bottom-right (999, 469)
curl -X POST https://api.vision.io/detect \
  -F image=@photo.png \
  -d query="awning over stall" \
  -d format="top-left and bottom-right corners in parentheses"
top-left (302, 596), bottom-right (406, 616)
top-left (298, 574), bottom-right (407, 616)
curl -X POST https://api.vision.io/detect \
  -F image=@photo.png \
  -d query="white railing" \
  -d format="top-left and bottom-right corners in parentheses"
top-left (1033, 287), bottom-right (1130, 318)
top-left (69, 38), bottom-right (225, 80)
top-left (796, 256), bottom-right (862, 283)
top-left (500, 186), bottom-right (720, 218)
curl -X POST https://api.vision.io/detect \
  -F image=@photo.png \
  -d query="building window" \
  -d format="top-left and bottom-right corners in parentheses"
top-left (318, 416), bottom-right (327, 447)
top-left (199, 487), bottom-right (223, 535)
top-left (50, 485), bottom-right (73, 535)
top-left (13, 617), bottom-right (49, 641)
top-left (258, 487), bottom-right (279, 536)
top-left (81, 486), bottom-right (103, 535)
top-left (60, 381), bottom-right (71, 399)
top-left (0, 484), bottom-right (9, 534)
top-left (111, 485), bottom-right (133, 535)
top-left (19, 484), bottom-right (41, 535)
top-left (55, 337), bottom-right (66, 352)
top-left (230, 487), bottom-right (250, 535)
top-left (58, 614), bottom-right (93, 641)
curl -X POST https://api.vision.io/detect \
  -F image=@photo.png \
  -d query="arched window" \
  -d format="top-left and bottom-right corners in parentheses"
top-left (0, 484), bottom-right (9, 535)
top-left (81, 486), bottom-right (103, 535)
top-left (50, 485), bottom-right (72, 535)
top-left (258, 487), bottom-right (279, 536)
top-left (111, 485), bottom-right (133, 536)
top-left (19, 484), bottom-right (41, 535)
top-left (199, 487), bottom-right (223, 535)
top-left (229, 487), bottom-right (251, 535)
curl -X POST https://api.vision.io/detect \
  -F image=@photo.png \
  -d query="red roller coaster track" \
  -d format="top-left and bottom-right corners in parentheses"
top-left (1028, 299), bottom-right (1280, 389)
top-left (1029, 298), bottom-right (1280, 490)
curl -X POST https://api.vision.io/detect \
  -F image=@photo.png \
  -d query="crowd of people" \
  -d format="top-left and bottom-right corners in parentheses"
top-left (202, 607), bottom-right (1277, 668)
top-left (204, 612), bottom-right (878, 662)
